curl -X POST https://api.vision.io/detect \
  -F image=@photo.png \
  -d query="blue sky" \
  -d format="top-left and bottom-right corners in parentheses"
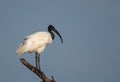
top-left (0, 0), bottom-right (120, 82)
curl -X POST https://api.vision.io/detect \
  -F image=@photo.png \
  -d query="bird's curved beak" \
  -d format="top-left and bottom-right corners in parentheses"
top-left (53, 28), bottom-right (63, 43)
top-left (51, 26), bottom-right (63, 43)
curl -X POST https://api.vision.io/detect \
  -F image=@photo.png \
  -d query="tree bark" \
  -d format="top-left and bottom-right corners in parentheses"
top-left (20, 58), bottom-right (56, 82)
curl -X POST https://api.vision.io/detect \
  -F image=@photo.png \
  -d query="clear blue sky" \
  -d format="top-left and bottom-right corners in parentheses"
top-left (0, 0), bottom-right (120, 82)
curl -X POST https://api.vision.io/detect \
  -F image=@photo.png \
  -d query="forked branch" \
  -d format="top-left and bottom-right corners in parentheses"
top-left (20, 58), bottom-right (56, 82)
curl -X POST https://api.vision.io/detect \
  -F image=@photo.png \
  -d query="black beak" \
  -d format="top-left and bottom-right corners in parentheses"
top-left (48, 25), bottom-right (63, 43)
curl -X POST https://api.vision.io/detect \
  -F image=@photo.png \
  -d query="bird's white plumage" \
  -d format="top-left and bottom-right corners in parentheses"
top-left (16, 32), bottom-right (52, 55)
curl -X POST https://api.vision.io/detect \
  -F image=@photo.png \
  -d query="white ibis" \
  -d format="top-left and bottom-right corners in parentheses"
top-left (16, 25), bottom-right (63, 70)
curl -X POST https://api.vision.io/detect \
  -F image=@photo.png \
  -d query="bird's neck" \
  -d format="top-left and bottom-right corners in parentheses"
top-left (50, 32), bottom-right (55, 40)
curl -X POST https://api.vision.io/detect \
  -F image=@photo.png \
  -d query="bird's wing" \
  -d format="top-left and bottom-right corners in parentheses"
top-left (16, 32), bottom-right (52, 55)
top-left (23, 32), bottom-right (51, 53)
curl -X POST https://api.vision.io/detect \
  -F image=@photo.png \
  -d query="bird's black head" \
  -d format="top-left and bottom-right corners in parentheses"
top-left (48, 25), bottom-right (63, 43)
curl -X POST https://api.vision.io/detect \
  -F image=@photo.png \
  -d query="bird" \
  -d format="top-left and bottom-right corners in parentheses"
top-left (16, 25), bottom-right (63, 71)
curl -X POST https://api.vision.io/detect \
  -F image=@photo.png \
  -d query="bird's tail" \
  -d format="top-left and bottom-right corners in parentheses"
top-left (16, 43), bottom-right (27, 55)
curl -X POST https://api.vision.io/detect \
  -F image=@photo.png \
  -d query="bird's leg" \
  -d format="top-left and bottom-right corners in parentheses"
top-left (38, 54), bottom-right (41, 71)
top-left (35, 53), bottom-right (41, 71)
top-left (35, 54), bottom-right (38, 69)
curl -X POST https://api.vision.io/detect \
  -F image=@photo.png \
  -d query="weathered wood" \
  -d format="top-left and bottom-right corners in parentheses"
top-left (20, 58), bottom-right (56, 82)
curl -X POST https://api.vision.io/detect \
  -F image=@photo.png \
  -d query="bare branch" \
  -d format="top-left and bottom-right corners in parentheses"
top-left (20, 58), bottom-right (56, 82)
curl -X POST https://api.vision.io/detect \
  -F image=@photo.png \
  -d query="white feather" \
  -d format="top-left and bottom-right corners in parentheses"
top-left (16, 32), bottom-right (52, 55)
